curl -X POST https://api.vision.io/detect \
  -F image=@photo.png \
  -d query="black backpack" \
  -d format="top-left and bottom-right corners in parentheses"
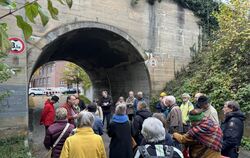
top-left (138, 145), bottom-right (174, 158)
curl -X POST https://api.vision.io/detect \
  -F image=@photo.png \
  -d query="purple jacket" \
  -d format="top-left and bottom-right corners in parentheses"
top-left (44, 120), bottom-right (74, 158)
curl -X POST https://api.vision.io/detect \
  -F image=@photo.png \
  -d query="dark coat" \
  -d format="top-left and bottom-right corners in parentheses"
top-left (44, 120), bottom-right (74, 158)
top-left (99, 95), bottom-right (113, 113)
top-left (221, 110), bottom-right (245, 157)
top-left (78, 99), bottom-right (86, 111)
top-left (108, 115), bottom-right (133, 158)
top-left (132, 109), bottom-right (152, 145)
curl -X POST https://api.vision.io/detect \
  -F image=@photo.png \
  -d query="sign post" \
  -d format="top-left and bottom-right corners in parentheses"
top-left (9, 37), bottom-right (25, 54)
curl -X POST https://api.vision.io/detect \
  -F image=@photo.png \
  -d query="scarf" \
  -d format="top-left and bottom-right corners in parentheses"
top-left (188, 117), bottom-right (222, 151)
top-left (112, 114), bottom-right (128, 123)
top-left (189, 112), bottom-right (204, 122)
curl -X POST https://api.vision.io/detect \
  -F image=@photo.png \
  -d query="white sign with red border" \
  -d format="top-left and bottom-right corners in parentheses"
top-left (9, 37), bottom-right (25, 54)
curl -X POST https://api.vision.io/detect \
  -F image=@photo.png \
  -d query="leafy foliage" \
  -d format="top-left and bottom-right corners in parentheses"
top-left (165, 0), bottom-right (250, 113)
top-left (79, 95), bottom-right (91, 105)
top-left (0, 0), bottom-right (73, 102)
top-left (0, 136), bottom-right (33, 158)
top-left (62, 63), bottom-right (92, 93)
top-left (241, 137), bottom-right (250, 151)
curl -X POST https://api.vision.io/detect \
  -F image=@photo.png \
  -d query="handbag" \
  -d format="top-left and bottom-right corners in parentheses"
top-left (44, 123), bottom-right (70, 158)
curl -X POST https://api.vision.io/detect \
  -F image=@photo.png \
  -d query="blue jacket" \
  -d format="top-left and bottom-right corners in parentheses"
top-left (93, 115), bottom-right (103, 135)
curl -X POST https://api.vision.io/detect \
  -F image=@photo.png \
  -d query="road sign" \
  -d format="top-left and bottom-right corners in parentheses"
top-left (9, 37), bottom-right (25, 54)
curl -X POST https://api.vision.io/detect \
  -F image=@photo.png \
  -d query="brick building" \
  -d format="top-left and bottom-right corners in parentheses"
top-left (30, 61), bottom-right (67, 88)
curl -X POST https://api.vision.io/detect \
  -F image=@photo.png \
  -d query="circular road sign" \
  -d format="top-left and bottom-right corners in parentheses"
top-left (9, 37), bottom-right (25, 54)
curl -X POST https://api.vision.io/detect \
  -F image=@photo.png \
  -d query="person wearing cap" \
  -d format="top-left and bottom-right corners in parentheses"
top-left (155, 92), bottom-right (167, 113)
top-left (173, 109), bottom-right (223, 158)
top-left (87, 103), bottom-right (104, 135)
top-left (40, 95), bottom-right (59, 131)
top-left (196, 96), bottom-right (219, 124)
top-left (180, 93), bottom-right (194, 132)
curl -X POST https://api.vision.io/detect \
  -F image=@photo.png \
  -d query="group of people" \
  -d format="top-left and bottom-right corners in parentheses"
top-left (39, 90), bottom-right (245, 158)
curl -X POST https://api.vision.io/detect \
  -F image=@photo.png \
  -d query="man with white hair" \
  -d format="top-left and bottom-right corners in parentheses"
top-left (60, 111), bottom-right (106, 158)
top-left (180, 93), bottom-right (194, 132)
top-left (134, 91), bottom-right (145, 112)
top-left (162, 96), bottom-right (183, 134)
top-left (134, 117), bottom-right (183, 158)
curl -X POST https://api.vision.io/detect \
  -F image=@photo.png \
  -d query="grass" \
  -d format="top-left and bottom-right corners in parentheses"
top-left (241, 137), bottom-right (250, 151)
top-left (0, 136), bottom-right (33, 158)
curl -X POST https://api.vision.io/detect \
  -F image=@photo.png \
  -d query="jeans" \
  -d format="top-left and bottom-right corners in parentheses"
top-left (103, 112), bottom-right (111, 129)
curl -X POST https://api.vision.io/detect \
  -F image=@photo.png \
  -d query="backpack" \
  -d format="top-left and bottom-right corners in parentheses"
top-left (138, 145), bottom-right (174, 158)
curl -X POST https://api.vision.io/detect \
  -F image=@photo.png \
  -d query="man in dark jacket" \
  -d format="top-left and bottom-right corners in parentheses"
top-left (132, 101), bottom-right (152, 145)
top-left (221, 101), bottom-right (245, 158)
top-left (44, 107), bottom-right (74, 158)
top-left (99, 90), bottom-right (113, 130)
top-left (40, 95), bottom-right (59, 131)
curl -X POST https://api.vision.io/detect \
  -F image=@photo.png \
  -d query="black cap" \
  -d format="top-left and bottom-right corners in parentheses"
top-left (196, 96), bottom-right (209, 108)
top-left (51, 95), bottom-right (59, 103)
top-left (87, 103), bottom-right (97, 113)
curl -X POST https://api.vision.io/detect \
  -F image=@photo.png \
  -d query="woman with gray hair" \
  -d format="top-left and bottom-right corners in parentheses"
top-left (44, 107), bottom-right (74, 158)
top-left (134, 117), bottom-right (183, 158)
top-left (108, 104), bottom-right (133, 158)
top-left (60, 111), bottom-right (106, 158)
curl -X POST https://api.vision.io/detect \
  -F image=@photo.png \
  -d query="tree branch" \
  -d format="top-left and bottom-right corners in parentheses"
top-left (0, 0), bottom-right (39, 20)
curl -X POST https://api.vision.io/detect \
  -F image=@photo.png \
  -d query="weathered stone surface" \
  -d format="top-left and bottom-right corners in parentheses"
top-left (0, 0), bottom-right (200, 136)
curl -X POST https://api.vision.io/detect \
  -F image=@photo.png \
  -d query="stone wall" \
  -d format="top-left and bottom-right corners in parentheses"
top-left (0, 0), bottom-right (200, 137)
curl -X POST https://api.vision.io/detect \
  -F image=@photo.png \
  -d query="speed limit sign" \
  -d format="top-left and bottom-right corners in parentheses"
top-left (9, 37), bottom-right (25, 54)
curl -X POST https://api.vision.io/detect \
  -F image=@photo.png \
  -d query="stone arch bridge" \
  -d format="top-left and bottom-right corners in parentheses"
top-left (0, 0), bottom-right (199, 136)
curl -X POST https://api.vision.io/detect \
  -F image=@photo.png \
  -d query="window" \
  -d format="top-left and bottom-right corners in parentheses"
top-left (47, 77), bottom-right (51, 85)
top-left (60, 81), bottom-right (65, 85)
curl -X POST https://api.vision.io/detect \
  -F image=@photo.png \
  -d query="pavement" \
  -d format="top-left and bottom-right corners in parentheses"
top-left (29, 96), bottom-right (250, 158)
top-left (29, 95), bottom-right (111, 158)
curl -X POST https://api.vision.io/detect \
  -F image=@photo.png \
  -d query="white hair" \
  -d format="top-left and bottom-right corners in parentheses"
top-left (141, 117), bottom-right (165, 143)
top-left (115, 103), bottom-right (127, 115)
top-left (77, 111), bottom-right (95, 128)
top-left (165, 95), bottom-right (176, 104)
top-left (56, 107), bottom-right (67, 120)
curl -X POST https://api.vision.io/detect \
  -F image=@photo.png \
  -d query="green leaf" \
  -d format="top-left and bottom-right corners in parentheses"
top-left (25, 2), bottom-right (39, 23)
top-left (47, 0), bottom-right (59, 20)
top-left (15, 15), bottom-right (33, 40)
top-left (65, 0), bottom-right (72, 8)
top-left (38, 6), bottom-right (49, 26)
top-left (0, 0), bottom-right (16, 9)
top-left (0, 23), bottom-right (11, 55)
top-left (56, 0), bottom-right (65, 5)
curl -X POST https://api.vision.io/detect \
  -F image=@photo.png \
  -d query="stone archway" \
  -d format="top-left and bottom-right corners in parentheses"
top-left (28, 21), bottom-right (151, 102)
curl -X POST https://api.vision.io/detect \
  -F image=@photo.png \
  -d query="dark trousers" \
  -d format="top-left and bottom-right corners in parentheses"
top-left (128, 114), bottom-right (134, 121)
top-left (103, 112), bottom-right (111, 129)
top-left (222, 148), bottom-right (239, 158)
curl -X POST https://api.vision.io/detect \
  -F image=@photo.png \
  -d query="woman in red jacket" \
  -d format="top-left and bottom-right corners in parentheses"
top-left (40, 96), bottom-right (59, 130)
